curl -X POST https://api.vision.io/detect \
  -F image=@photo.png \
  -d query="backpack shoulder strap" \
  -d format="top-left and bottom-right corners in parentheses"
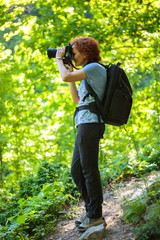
top-left (84, 80), bottom-right (97, 98)
top-left (82, 61), bottom-right (108, 107)
top-left (83, 80), bottom-right (101, 109)
top-left (82, 80), bottom-right (95, 101)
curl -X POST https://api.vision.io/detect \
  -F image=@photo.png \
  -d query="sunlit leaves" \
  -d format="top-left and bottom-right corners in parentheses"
top-left (0, 0), bottom-right (159, 186)
top-left (16, 215), bottom-right (25, 224)
top-left (0, 2), bottom-right (159, 239)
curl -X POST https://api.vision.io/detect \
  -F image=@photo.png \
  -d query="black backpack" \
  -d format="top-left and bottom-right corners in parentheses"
top-left (74, 62), bottom-right (132, 126)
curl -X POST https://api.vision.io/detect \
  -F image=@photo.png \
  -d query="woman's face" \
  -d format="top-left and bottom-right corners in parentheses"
top-left (72, 45), bottom-right (88, 67)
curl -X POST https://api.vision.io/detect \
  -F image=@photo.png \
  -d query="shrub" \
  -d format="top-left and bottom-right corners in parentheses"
top-left (122, 178), bottom-right (160, 240)
top-left (0, 161), bottom-right (78, 239)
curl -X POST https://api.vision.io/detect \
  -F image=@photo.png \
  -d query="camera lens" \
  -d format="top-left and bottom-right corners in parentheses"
top-left (47, 48), bottom-right (57, 59)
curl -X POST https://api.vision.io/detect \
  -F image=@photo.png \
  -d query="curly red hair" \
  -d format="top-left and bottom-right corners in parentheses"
top-left (70, 37), bottom-right (101, 63)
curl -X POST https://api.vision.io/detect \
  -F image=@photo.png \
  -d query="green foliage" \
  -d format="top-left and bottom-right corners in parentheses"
top-left (0, 0), bottom-right (160, 238)
top-left (122, 198), bottom-right (146, 224)
top-left (99, 79), bottom-right (160, 184)
top-left (18, 161), bottom-right (79, 199)
top-left (0, 0), bottom-right (159, 186)
top-left (100, 154), bottom-right (135, 185)
top-left (138, 146), bottom-right (160, 173)
top-left (0, 161), bottom-right (78, 239)
top-left (135, 204), bottom-right (160, 240)
top-left (122, 179), bottom-right (160, 240)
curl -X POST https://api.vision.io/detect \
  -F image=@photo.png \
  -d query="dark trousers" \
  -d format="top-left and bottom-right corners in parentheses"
top-left (71, 123), bottom-right (105, 219)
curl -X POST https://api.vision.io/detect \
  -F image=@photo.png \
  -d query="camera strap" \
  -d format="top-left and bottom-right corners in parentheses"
top-left (69, 59), bottom-right (81, 70)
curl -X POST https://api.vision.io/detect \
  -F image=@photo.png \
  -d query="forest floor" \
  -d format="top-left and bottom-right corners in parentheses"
top-left (45, 171), bottom-right (160, 240)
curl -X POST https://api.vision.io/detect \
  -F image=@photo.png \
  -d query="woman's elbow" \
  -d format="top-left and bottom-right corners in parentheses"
top-left (73, 99), bottom-right (79, 104)
top-left (62, 73), bottom-right (72, 82)
top-left (75, 96), bottom-right (80, 104)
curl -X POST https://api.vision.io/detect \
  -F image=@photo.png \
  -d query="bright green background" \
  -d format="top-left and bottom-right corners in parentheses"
top-left (0, 0), bottom-right (160, 239)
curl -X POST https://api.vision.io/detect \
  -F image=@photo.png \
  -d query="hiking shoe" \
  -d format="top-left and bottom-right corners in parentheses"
top-left (75, 214), bottom-right (87, 226)
top-left (78, 216), bottom-right (107, 232)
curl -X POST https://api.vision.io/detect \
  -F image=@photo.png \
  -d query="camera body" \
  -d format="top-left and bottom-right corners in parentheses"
top-left (47, 44), bottom-right (72, 64)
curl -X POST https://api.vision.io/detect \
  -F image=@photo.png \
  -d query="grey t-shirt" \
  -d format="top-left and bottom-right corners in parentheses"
top-left (75, 62), bottom-right (107, 127)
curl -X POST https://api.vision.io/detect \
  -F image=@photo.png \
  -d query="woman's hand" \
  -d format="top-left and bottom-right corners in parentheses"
top-left (56, 47), bottom-right (65, 58)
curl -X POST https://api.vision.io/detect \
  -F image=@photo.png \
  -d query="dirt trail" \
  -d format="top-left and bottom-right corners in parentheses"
top-left (45, 172), bottom-right (160, 240)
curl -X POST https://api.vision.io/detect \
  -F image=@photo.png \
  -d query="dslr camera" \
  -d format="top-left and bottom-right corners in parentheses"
top-left (47, 44), bottom-right (72, 64)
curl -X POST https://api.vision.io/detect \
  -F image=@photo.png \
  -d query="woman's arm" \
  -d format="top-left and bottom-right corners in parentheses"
top-left (56, 47), bottom-right (87, 82)
top-left (69, 82), bottom-right (80, 104)
top-left (56, 47), bottom-right (85, 103)
top-left (56, 61), bottom-right (80, 103)
top-left (56, 58), bottom-right (86, 82)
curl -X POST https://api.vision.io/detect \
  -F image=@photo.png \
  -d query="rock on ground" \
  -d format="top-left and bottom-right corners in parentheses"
top-left (77, 223), bottom-right (106, 240)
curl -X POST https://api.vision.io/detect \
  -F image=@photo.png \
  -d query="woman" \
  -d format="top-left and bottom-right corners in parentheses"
top-left (56, 37), bottom-right (107, 232)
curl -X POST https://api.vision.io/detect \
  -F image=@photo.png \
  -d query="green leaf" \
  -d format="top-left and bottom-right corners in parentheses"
top-left (16, 215), bottom-right (25, 224)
